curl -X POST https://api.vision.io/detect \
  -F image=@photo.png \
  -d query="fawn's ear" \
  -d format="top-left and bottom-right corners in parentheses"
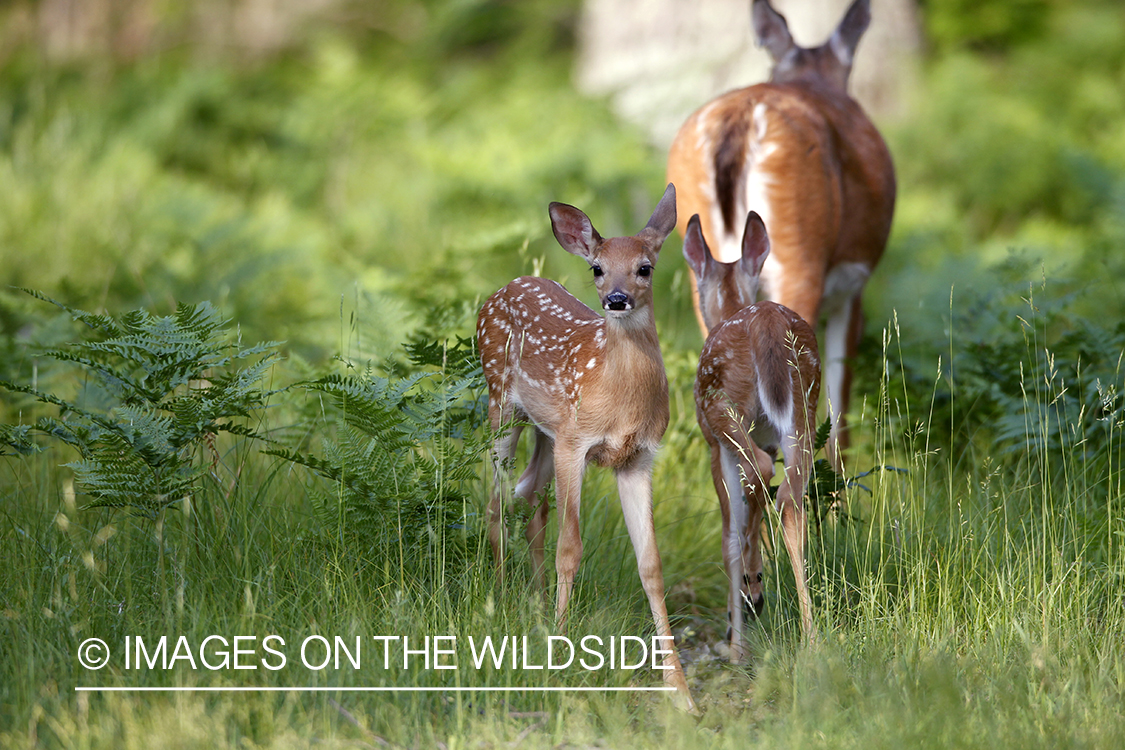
top-left (682, 214), bottom-right (713, 279)
top-left (829, 0), bottom-right (871, 68)
top-left (549, 202), bottom-right (602, 260)
top-left (740, 211), bottom-right (770, 278)
top-left (639, 183), bottom-right (678, 251)
top-left (752, 0), bottom-right (794, 62)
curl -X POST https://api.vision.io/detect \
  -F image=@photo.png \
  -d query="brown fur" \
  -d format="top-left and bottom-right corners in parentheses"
top-left (714, 117), bottom-right (751, 235)
top-left (684, 211), bottom-right (821, 656)
top-left (667, 0), bottom-right (895, 468)
top-left (476, 185), bottom-right (695, 712)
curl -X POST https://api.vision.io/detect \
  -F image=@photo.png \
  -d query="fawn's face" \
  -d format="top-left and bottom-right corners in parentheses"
top-left (585, 236), bottom-right (658, 320)
top-left (548, 184), bottom-right (677, 324)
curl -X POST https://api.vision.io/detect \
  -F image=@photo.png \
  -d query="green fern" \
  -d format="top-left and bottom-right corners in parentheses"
top-left (0, 423), bottom-right (39, 456)
top-left (403, 332), bottom-right (480, 379)
top-left (813, 417), bottom-right (833, 453)
top-left (0, 292), bottom-right (280, 516)
top-left (268, 334), bottom-right (487, 566)
top-left (807, 419), bottom-right (909, 536)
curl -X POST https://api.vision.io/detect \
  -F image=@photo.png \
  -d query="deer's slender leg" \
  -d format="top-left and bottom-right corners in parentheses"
top-left (553, 438), bottom-right (585, 632)
top-left (617, 452), bottom-right (694, 711)
top-left (517, 430), bottom-right (554, 596)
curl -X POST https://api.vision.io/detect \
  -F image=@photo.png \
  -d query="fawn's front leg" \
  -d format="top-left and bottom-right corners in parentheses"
top-left (617, 451), bottom-right (696, 712)
top-left (552, 439), bottom-right (586, 631)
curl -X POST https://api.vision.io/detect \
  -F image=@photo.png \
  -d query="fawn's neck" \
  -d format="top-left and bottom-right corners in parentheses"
top-left (602, 308), bottom-right (665, 385)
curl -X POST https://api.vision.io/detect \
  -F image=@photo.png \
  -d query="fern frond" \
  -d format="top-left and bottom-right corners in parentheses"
top-left (0, 295), bottom-right (279, 515)
top-left (0, 423), bottom-right (40, 456)
top-left (271, 334), bottom-right (487, 562)
top-left (813, 417), bottom-right (833, 452)
top-left (404, 333), bottom-right (479, 378)
top-left (0, 381), bottom-right (119, 435)
top-left (18, 288), bottom-right (124, 337)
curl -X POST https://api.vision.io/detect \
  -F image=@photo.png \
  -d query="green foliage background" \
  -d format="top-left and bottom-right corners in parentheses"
top-left (2, 0), bottom-right (1125, 747)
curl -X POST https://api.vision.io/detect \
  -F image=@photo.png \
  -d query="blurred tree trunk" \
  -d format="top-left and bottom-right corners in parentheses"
top-left (37, 0), bottom-right (154, 60)
top-left (15, 0), bottom-right (343, 61)
top-left (575, 0), bottom-right (922, 146)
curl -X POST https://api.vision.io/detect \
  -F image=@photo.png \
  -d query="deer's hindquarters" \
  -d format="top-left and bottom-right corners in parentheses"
top-left (696, 305), bottom-right (820, 464)
top-left (668, 67), bottom-right (894, 467)
top-left (669, 88), bottom-right (842, 272)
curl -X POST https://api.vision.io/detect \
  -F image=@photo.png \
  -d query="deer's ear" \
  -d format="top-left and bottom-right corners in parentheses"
top-left (549, 202), bottom-right (602, 259)
top-left (829, 0), bottom-right (871, 67)
top-left (639, 183), bottom-right (678, 251)
top-left (740, 211), bottom-right (770, 277)
top-left (682, 214), bottom-right (712, 278)
top-left (752, 0), bottom-right (794, 62)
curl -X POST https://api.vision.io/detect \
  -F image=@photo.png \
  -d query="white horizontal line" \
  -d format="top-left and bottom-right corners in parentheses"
top-left (75, 686), bottom-right (675, 693)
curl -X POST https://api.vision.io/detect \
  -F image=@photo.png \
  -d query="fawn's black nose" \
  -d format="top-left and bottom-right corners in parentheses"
top-left (604, 292), bottom-right (629, 311)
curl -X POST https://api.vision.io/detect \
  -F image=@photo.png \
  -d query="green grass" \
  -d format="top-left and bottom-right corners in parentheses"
top-left (3, 307), bottom-right (1124, 748)
top-left (3, 0), bottom-right (1125, 746)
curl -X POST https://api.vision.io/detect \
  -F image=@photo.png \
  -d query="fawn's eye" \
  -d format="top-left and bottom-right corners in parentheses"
top-left (638, 264), bottom-right (652, 278)
top-left (591, 265), bottom-right (603, 277)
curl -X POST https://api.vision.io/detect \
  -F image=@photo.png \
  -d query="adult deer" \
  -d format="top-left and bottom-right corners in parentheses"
top-left (477, 184), bottom-right (694, 711)
top-left (667, 0), bottom-right (895, 468)
top-left (685, 211), bottom-right (820, 656)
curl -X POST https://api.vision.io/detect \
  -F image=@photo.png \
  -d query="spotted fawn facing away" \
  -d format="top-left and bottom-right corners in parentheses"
top-left (685, 210), bottom-right (821, 659)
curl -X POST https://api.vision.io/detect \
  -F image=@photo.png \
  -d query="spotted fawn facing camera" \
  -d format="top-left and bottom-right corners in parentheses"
top-left (684, 211), bottom-right (820, 660)
top-left (476, 184), bottom-right (694, 711)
